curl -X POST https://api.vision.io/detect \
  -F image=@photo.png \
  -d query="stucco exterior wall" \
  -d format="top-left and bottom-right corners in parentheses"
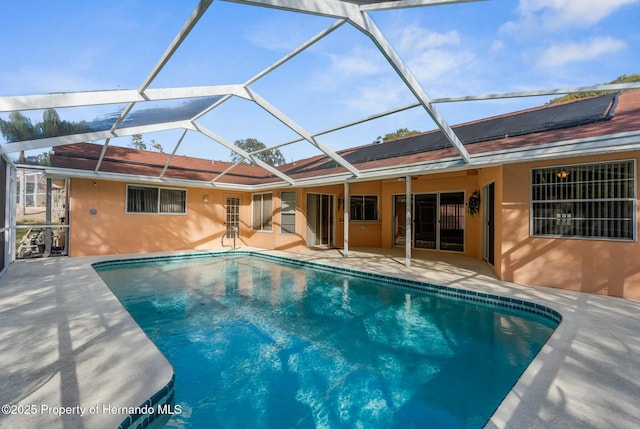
top-left (68, 152), bottom-right (640, 300)
top-left (500, 152), bottom-right (640, 299)
top-left (69, 179), bottom-right (230, 256)
top-left (243, 188), bottom-right (308, 252)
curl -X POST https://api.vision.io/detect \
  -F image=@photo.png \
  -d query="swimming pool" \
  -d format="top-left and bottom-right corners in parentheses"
top-left (96, 252), bottom-right (559, 428)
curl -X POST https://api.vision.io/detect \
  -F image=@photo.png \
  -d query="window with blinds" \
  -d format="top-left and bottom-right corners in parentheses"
top-left (126, 185), bottom-right (186, 214)
top-left (280, 191), bottom-right (296, 234)
top-left (531, 160), bottom-right (635, 240)
top-left (252, 193), bottom-right (273, 231)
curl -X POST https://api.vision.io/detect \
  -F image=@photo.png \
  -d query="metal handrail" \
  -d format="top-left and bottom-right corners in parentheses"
top-left (221, 226), bottom-right (238, 250)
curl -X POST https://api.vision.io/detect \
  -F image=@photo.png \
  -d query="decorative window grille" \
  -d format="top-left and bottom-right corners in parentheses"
top-left (531, 160), bottom-right (635, 240)
top-left (350, 195), bottom-right (379, 221)
top-left (252, 193), bottom-right (273, 231)
top-left (280, 191), bottom-right (296, 234)
top-left (127, 185), bottom-right (186, 214)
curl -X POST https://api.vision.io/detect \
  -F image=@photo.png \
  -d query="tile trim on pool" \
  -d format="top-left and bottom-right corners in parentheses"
top-left (117, 374), bottom-right (175, 429)
top-left (93, 250), bottom-right (562, 326)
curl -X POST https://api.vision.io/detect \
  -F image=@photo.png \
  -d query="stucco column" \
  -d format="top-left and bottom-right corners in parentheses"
top-left (405, 175), bottom-right (412, 267)
top-left (343, 181), bottom-right (349, 258)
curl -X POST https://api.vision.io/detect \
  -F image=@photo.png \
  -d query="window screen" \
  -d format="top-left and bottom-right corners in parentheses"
top-left (350, 195), bottom-right (378, 221)
top-left (127, 185), bottom-right (186, 214)
top-left (531, 161), bottom-right (635, 240)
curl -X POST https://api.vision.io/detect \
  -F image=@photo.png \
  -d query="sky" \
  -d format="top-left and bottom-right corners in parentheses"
top-left (1, 0), bottom-right (639, 164)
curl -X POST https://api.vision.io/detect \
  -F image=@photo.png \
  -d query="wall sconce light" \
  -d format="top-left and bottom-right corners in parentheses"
top-left (202, 195), bottom-right (209, 203)
top-left (556, 170), bottom-right (570, 179)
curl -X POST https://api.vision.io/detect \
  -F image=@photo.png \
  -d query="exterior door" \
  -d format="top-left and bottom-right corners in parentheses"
top-left (483, 182), bottom-right (495, 265)
top-left (414, 194), bottom-right (437, 249)
top-left (393, 192), bottom-right (465, 252)
top-left (439, 192), bottom-right (465, 252)
top-left (392, 195), bottom-right (407, 247)
top-left (306, 193), bottom-right (334, 247)
top-left (226, 197), bottom-right (240, 238)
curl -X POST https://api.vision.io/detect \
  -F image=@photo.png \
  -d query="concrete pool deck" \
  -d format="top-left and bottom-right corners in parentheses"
top-left (1, 248), bottom-right (639, 428)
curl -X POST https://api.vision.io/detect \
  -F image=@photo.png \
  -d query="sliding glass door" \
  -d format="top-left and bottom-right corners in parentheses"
top-left (414, 194), bottom-right (438, 249)
top-left (306, 193), bottom-right (334, 247)
top-left (438, 192), bottom-right (465, 252)
top-left (393, 192), bottom-right (465, 252)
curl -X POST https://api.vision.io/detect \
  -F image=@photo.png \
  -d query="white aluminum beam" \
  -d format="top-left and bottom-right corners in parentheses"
top-left (95, 138), bottom-right (111, 173)
top-left (211, 161), bottom-right (243, 184)
top-left (160, 129), bottom-right (189, 178)
top-left (246, 88), bottom-right (360, 177)
top-left (223, 0), bottom-right (366, 27)
top-left (359, 0), bottom-right (483, 12)
top-left (193, 122), bottom-right (295, 185)
top-left (277, 101), bottom-right (422, 149)
top-left (190, 19), bottom-right (346, 122)
top-left (139, 0), bottom-right (214, 92)
top-left (405, 175), bottom-right (412, 267)
top-left (429, 82), bottom-right (640, 103)
top-left (1, 120), bottom-right (195, 154)
top-left (3, 81), bottom-right (635, 115)
top-left (0, 85), bottom-right (249, 113)
top-left (343, 181), bottom-right (349, 257)
top-left (357, 12), bottom-right (471, 163)
top-left (41, 165), bottom-right (256, 191)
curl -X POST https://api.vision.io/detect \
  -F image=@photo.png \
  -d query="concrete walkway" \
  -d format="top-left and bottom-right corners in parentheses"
top-left (0, 256), bottom-right (174, 429)
top-left (1, 248), bottom-right (639, 428)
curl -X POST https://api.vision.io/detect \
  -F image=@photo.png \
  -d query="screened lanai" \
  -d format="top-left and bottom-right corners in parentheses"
top-left (1, 0), bottom-right (640, 272)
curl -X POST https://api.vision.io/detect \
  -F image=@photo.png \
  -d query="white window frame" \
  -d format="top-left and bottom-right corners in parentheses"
top-left (252, 192), bottom-right (273, 232)
top-left (280, 191), bottom-right (296, 235)
top-left (126, 184), bottom-right (187, 215)
top-left (530, 160), bottom-right (636, 241)
top-left (349, 194), bottom-right (379, 222)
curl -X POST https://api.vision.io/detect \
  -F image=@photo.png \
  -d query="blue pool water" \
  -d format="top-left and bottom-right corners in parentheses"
top-left (97, 253), bottom-right (557, 429)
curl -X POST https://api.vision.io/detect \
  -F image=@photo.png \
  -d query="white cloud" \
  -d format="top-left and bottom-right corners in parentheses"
top-left (490, 40), bottom-right (506, 54)
top-left (246, 26), bottom-right (301, 52)
top-left (394, 25), bottom-right (461, 53)
top-left (307, 45), bottom-right (390, 95)
top-left (0, 68), bottom-right (108, 95)
top-left (536, 36), bottom-right (627, 68)
top-left (391, 24), bottom-right (477, 92)
top-left (342, 78), bottom-right (410, 112)
top-left (328, 46), bottom-right (388, 76)
top-left (407, 49), bottom-right (476, 86)
top-left (503, 0), bottom-right (640, 33)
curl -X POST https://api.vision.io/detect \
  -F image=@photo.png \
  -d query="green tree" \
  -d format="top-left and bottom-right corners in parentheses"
top-left (231, 138), bottom-right (285, 167)
top-left (377, 128), bottom-right (421, 143)
top-left (149, 139), bottom-right (164, 153)
top-left (128, 134), bottom-right (164, 152)
top-left (0, 111), bottom-right (37, 142)
top-left (24, 152), bottom-right (51, 166)
top-left (548, 74), bottom-right (640, 104)
top-left (129, 133), bottom-right (146, 150)
top-left (39, 108), bottom-right (62, 137)
top-left (1, 109), bottom-right (93, 164)
top-left (0, 112), bottom-right (38, 164)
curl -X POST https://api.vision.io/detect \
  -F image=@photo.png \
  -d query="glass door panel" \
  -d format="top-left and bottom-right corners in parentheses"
top-left (414, 194), bottom-right (437, 249)
top-left (439, 192), bottom-right (465, 252)
top-left (393, 195), bottom-right (407, 246)
top-left (483, 183), bottom-right (495, 265)
top-left (226, 197), bottom-right (240, 238)
top-left (306, 194), bottom-right (334, 247)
